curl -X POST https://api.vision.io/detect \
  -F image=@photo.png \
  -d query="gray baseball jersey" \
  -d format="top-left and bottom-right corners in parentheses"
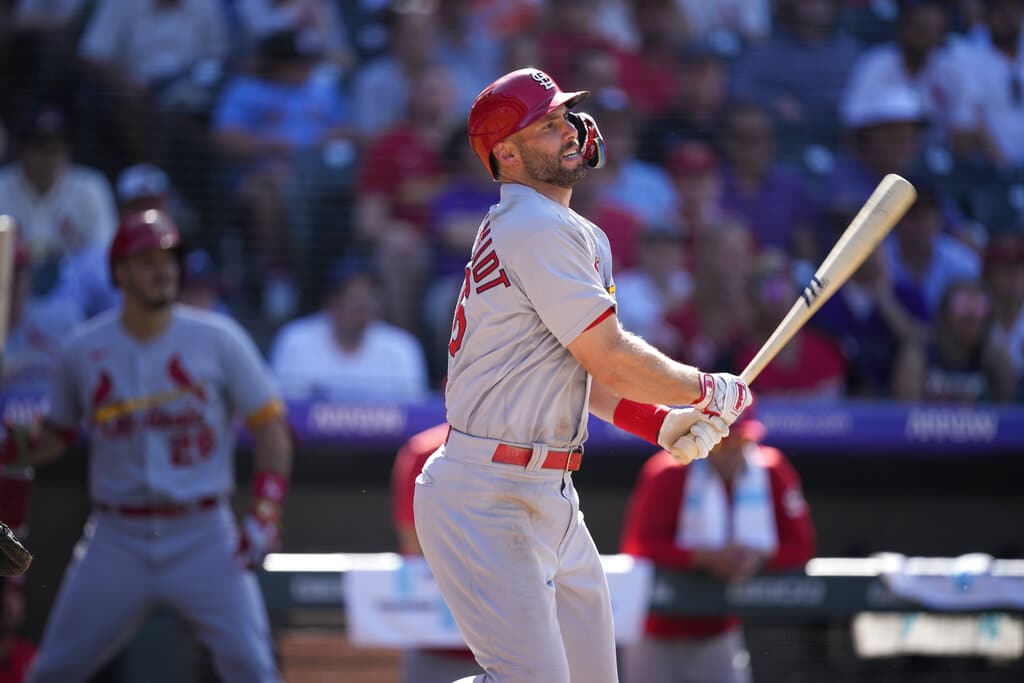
top-left (445, 183), bottom-right (616, 447)
top-left (46, 305), bottom-right (281, 505)
top-left (29, 304), bottom-right (282, 683)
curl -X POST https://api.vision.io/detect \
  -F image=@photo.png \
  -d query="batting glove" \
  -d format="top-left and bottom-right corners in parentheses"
top-left (692, 372), bottom-right (753, 425)
top-left (235, 471), bottom-right (287, 571)
top-left (658, 409), bottom-right (730, 465)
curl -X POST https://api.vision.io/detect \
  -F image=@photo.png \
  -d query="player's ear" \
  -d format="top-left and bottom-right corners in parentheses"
top-left (493, 140), bottom-right (518, 173)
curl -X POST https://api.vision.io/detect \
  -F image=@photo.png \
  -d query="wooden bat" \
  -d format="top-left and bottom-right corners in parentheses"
top-left (0, 215), bottom-right (16, 349)
top-left (740, 174), bottom-right (917, 385)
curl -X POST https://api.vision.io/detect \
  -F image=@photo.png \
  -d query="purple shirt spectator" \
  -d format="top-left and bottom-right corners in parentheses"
top-left (720, 164), bottom-right (811, 253)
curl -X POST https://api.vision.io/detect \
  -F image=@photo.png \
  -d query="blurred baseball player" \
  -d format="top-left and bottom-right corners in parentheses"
top-left (413, 67), bottom-right (754, 683)
top-left (0, 209), bottom-right (293, 683)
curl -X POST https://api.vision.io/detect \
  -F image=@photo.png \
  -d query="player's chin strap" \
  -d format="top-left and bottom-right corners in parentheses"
top-left (568, 112), bottom-right (606, 170)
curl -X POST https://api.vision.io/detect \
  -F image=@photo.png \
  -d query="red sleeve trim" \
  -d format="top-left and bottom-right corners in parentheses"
top-left (583, 305), bottom-right (615, 332)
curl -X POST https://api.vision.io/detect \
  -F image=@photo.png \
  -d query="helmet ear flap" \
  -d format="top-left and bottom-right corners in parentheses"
top-left (568, 112), bottom-right (607, 170)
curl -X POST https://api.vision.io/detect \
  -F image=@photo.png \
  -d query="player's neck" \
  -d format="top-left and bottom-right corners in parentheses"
top-left (121, 301), bottom-right (174, 342)
top-left (507, 179), bottom-right (572, 208)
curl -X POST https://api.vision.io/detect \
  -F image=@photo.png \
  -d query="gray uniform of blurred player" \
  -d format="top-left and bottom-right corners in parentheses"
top-left (20, 210), bottom-right (293, 683)
top-left (413, 69), bottom-right (752, 683)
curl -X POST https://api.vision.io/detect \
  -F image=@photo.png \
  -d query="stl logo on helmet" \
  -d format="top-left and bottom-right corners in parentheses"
top-left (531, 71), bottom-right (555, 90)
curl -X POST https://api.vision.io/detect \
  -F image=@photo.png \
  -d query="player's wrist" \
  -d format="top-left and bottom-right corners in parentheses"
top-left (250, 471), bottom-right (287, 531)
top-left (612, 399), bottom-right (671, 446)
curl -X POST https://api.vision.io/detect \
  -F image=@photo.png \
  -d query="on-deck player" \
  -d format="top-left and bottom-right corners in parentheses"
top-left (2, 209), bottom-right (293, 683)
top-left (413, 67), bottom-right (754, 683)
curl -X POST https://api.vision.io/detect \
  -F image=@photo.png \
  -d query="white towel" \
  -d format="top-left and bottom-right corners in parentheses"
top-left (675, 443), bottom-right (778, 554)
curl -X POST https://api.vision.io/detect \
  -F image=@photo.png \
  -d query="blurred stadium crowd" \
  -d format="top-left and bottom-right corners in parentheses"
top-left (0, 0), bottom-right (1022, 405)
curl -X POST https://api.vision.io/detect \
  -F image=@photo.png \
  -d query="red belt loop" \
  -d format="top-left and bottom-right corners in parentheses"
top-left (491, 444), bottom-right (584, 472)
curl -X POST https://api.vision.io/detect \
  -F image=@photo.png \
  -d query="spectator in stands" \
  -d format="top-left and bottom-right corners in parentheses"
top-left (0, 578), bottom-right (36, 683)
top-left (1, 239), bottom-right (83, 394)
top-left (665, 221), bottom-right (756, 370)
top-left (719, 101), bottom-right (817, 261)
top-left (0, 105), bottom-right (116, 309)
top-left (982, 234), bottom-right (1024, 397)
top-left (620, 409), bottom-right (816, 683)
top-left (436, 0), bottom-right (504, 113)
top-left (735, 250), bottom-right (847, 398)
top-left (731, 0), bottom-right (861, 148)
top-left (234, 0), bottom-right (352, 67)
top-left (390, 424), bottom-right (482, 683)
top-left (588, 89), bottom-right (680, 227)
top-left (537, 0), bottom-right (630, 89)
top-left (842, 0), bottom-right (976, 150)
top-left (814, 208), bottom-right (931, 398)
top-left (354, 63), bottom-right (458, 334)
top-left (77, 0), bottom-right (230, 160)
top-left (828, 84), bottom-right (931, 215)
top-left (178, 248), bottom-right (230, 315)
top-left (893, 279), bottom-right (1016, 402)
top-left (213, 27), bottom-right (356, 322)
top-left (884, 181), bottom-right (981, 315)
top-left (270, 258), bottom-right (429, 402)
top-left (666, 141), bottom-right (729, 248)
top-left (676, 0), bottom-right (773, 45)
top-left (637, 44), bottom-right (728, 166)
top-left (614, 223), bottom-right (693, 358)
top-left (0, 106), bottom-right (116, 267)
top-left (620, 0), bottom-right (687, 120)
top-left (349, 8), bottom-right (467, 138)
top-left (949, 0), bottom-right (1024, 168)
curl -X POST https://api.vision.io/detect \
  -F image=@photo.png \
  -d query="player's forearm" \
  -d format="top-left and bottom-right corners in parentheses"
top-left (250, 418), bottom-right (293, 477)
top-left (594, 330), bottom-right (703, 406)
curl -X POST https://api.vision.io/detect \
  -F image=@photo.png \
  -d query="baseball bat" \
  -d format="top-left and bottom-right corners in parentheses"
top-left (0, 216), bottom-right (16, 348)
top-left (740, 174), bottom-right (917, 385)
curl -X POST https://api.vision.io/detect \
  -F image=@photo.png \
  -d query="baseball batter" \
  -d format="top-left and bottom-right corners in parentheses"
top-left (1, 209), bottom-right (293, 683)
top-left (413, 67), bottom-right (754, 683)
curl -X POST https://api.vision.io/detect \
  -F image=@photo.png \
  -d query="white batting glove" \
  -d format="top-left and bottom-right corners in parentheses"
top-left (657, 408), bottom-right (731, 465)
top-left (693, 372), bottom-right (753, 425)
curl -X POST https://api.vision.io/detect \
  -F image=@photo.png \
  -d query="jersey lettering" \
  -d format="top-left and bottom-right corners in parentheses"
top-left (449, 221), bottom-right (512, 357)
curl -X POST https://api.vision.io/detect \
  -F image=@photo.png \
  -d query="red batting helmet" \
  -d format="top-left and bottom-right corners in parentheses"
top-left (468, 68), bottom-right (590, 180)
top-left (108, 209), bottom-right (181, 280)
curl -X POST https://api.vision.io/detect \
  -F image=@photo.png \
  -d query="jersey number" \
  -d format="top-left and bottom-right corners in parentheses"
top-left (169, 425), bottom-right (216, 467)
top-left (448, 223), bottom-right (511, 358)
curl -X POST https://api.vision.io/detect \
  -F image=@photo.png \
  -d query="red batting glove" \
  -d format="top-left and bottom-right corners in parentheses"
top-left (235, 471), bottom-right (288, 571)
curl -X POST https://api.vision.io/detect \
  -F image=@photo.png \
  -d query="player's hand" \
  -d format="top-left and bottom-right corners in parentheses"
top-left (662, 414), bottom-right (730, 465)
top-left (692, 372), bottom-right (752, 426)
top-left (235, 505), bottom-right (281, 572)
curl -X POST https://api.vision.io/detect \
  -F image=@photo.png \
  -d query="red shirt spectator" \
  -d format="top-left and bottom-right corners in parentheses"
top-left (620, 416), bottom-right (815, 682)
top-left (735, 330), bottom-right (848, 398)
top-left (357, 125), bottom-right (446, 235)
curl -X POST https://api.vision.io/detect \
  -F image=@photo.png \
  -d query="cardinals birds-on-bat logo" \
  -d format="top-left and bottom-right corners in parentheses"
top-left (167, 356), bottom-right (207, 403)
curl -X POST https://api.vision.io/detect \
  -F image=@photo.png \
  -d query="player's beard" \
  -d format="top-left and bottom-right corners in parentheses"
top-left (519, 143), bottom-right (588, 188)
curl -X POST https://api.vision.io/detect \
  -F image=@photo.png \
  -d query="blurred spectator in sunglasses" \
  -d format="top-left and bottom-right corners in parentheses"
top-left (893, 279), bottom-right (1015, 402)
top-left (983, 234), bottom-right (1024, 398)
top-left (813, 206), bottom-right (931, 398)
top-left (734, 250), bottom-right (847, 398)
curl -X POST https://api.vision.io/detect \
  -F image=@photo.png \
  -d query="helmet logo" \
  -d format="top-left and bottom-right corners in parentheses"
top-left (531, 71), bottom-right (555, 90)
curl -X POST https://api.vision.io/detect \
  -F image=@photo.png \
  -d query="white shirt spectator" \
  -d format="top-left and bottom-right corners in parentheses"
top-left (843, 41), bottom-right (975, 142)
top-left (79, 0), bottom-right (229, 86)
top-left (0, 162), bottom-right (117, 260)
top-left (952, 39), bottom-right (1024, 167)
top-left (270, 313), bottom-right (429, 402)
top-left (884, 234), bottom-right (981, 315)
